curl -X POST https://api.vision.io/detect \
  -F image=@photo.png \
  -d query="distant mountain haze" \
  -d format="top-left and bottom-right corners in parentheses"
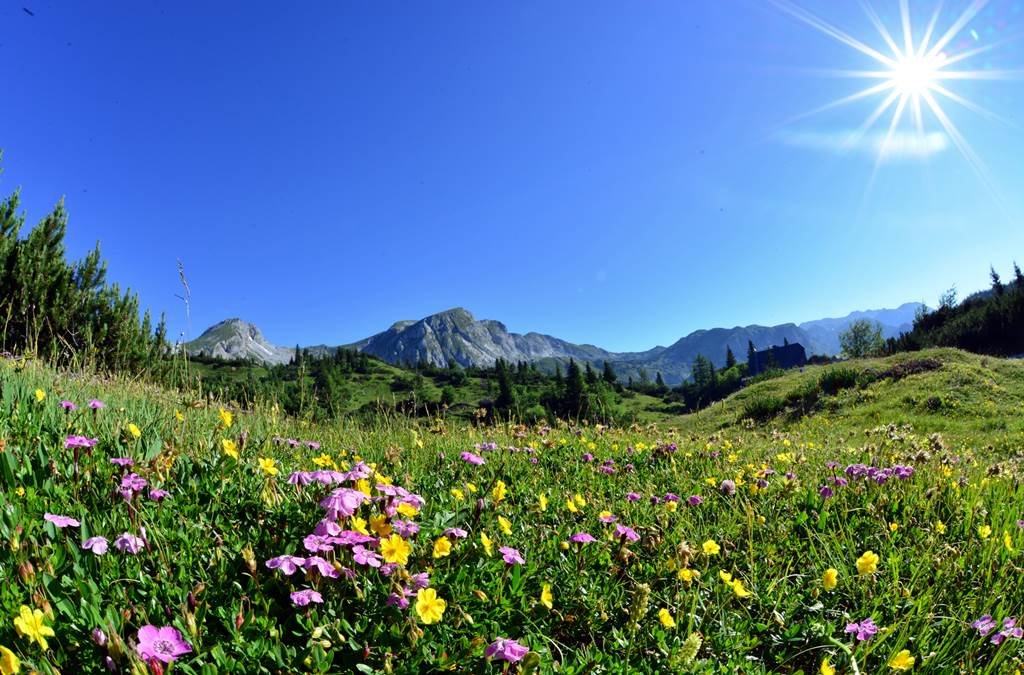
top-left (185, 304), bottom-right (923, 385)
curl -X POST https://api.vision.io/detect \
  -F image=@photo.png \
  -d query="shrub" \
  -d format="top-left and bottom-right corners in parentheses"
top-left (742, 394), bottom-right (785, 422)
top-left (819, 367), bottom-right (859, 396)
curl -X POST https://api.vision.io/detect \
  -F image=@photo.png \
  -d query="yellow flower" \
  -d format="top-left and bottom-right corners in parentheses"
top-left (856, 550), bottom-right (879, 575)
top-left (665, 500), bottom-right (678, 513)
top-left (498, 516), bottom-right (512, 536)
top-left (465, 482), bottom-right (478, 493)
top-left (538, 494), bottom-right (548, 511)
top-left (934, 521), bottom-right (946, 535)
top-left (889, 522), bottom-right (899, 532)
top-left (1004, 531), bottom-right (1014, 552)
top-left (450, 488), bottom-right (465, 501)
top-left (380, 534), bottom-right (411, 566)
top-left (480, 531), bottom-right (493, 556)
top-left (355, 479), bottom-right (372, 496)
top-left (350, 516), bottom-right (369, 535)
top-left (312, 453), bottom-right (335, 468)
top-left (820, 658), bottom-right (835, 675)
top-left (396, 502), bottom-right (419, 518)
top-left (565, 499), bottom-right (579, 514)
top-left (978, 524), bottom-right (992, 539)
top-left (889, 649), bottom-right (915, 671)
top-left (573, 493), bottom-right (586, 507)
top-left (218, 407), bottom-right (233, 428)
top-left (540, 583), bottom-right (553, 609)
top-left (702, 539), bottom-right (720, 556)
top-left (13, 605), bottom-right (55, 650)
top-left (127, 423), bottom-right (141, 439)
top-left (492, 480), bottom-right (507, 503)
top-left (432, 537), bottom-right (452, 559)
top-left (14, 487), bottom-right (25, 498)
top-left (719, 570), bottom-right (733, 584)
top-left (0, 645), bottom-right (19, 675)
top-left (677, 568), bottom-right (700, 583)
top-left (34, 389), bottom-right (46, 402)
top-left (221, 439), bottom-right (238, 460)
top-left (731, 579), bottom-right (752, 598)
top-left (258, 457), bottom-right (279, 476)
top-left (414, 588), bottom-right (446, 624)
top-left (658, 608), bottom-right (676, 629)
top-left (370, 515), bottom-right (392, 538)
top-left (174, 409), bottom-right (184, 422)
top-left (823, 568), bottom-right (838, 591)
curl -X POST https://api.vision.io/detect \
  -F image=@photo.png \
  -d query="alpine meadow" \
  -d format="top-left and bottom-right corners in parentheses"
top-left (3, 1), bottom-right (1024, 674)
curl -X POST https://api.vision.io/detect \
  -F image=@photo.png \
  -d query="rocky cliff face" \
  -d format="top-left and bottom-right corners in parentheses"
top-left (349, 308), bottom-right (614, 367)
top-left (185, 318), bottom-right (295, 364)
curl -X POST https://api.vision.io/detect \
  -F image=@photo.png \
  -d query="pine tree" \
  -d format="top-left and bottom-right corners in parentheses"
top-left (725, 346), bottom-right (736, 369)
top-left (1014, 262), bottom-right (1024, 289)
top-left (564, 359), bottom-right (587, 419)
top-left (495, 359), bottom-right (514, 410)
top-left (584, 362), bottom-right (598, 385)
top-left (991, 266), bottom-right (1004, 295)
top-left (602, 360), bottom-right (617, 385)
top-left (747, 340), bottom-right (756, 366)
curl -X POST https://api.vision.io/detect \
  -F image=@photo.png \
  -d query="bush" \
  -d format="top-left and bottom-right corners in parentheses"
top-left (785, 379), bottom-right (820, 412)
top-left (742, 394), bottom-right (786, 422)
top-left (819, 368), bottom-right (859, 396)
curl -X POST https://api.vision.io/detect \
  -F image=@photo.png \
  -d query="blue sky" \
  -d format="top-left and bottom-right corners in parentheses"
top-left (3, 0), bottom-right (1023, 351)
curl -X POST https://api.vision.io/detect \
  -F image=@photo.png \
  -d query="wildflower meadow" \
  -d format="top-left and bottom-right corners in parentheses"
top-left (1, 349), bottom-right (1023, 673)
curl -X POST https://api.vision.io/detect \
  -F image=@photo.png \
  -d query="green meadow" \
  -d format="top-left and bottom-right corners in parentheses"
top-left (1, 348), bottom-right (1023, 673)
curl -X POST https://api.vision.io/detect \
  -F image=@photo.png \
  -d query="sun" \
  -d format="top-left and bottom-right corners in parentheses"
top-left (890, 52), bottom-right (945, 96)
top-left (771, 0), bottom-right (1022, 185)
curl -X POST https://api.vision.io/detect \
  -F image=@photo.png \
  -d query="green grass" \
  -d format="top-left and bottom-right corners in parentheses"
top-left (0, 349), bottom-right (1023, 673)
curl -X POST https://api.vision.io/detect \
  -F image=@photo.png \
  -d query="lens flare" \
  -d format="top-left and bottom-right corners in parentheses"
top-left (771, 0), bottom-right (1022, 187)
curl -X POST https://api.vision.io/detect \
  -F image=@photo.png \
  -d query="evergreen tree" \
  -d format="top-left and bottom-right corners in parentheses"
top-left (564, 359), bottom-right (587, 419)
top-left (584, 362), bottom-right (598, 385)
top-left (725, 346), bottom-right (736, 369)
top-left (602, 360), bottom-right (617, 385)
top-left (1014, 262), bottom-right (1024, 289)
top-left (747, 340), bottom-right (756, 366)
top-left (655, 372), bottom-right (665, 389)
top-left (991, 266), bottom-right (1004, 295)
top-left (495, 359), bottom-right (514, 411)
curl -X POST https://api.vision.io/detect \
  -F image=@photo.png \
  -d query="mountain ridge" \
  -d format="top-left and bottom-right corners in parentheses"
top-left (185, 303), bottom-right (923, 384)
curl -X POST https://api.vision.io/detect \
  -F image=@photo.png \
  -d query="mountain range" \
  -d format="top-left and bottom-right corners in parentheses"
top-left (185, 303), bottom-right (922, 385)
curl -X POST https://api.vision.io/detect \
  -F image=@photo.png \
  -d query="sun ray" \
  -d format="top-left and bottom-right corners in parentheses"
top-left (779, 80), bottom-right (897, 126)
top-left (841, 88), bottom-right (902, 154)
top-left (860, 0), bottom-right (903, 58)
top-left (900, 0), bottom-right (915, 56)
top-left (930, 82), bottom-right (1019, 128)
top-left (940, 31), bottom-right (1024, 68)
top-left (927, 0), bottom-right (989, 58)
top-left (917, 0), bottom-right (945, 56)
top-left (769, 0), bottom-right (897, 67)
top-left (921, 89), bottom-right (998, 191)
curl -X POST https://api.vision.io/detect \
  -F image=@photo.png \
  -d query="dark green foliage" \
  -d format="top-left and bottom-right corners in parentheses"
top-left (741, 393), bottom-right (785, 422)
top-left (725, 346), bottom-right (737, 369)
top-left (0, 169), bottom-right (165, 372)
top-left (889, 262), bottom-right (1024, 357)
top-left (818, 367), bottom-right (859, 395)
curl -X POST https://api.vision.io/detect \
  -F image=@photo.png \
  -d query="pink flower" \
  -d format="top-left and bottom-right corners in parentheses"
top-left (303, 556), bottom-right (340, 578)
top-left (109, 457), bottom-right (134, 467)
top-left (115, 533), bottom-right (145, 554)
top-left (82, 536), bottom-right (109, 555)
top-left (64, 435), bottom-right (98, 449)
top-left (460, 451), bottom-right (486, 465)
top-left (88, 399), bottom-right (105, 410)
top-left (485, 637), bottom-right (530, 663)
top-left (499, 546), bottom-right (525, 565)
top-left (845, 618), bottom-right (879, 642)
top-left (60, 400), bottom-right (78, 411)
top-left (570, 532), bottom-right (596, 544)
top-left (443, 528), bottom-right (468, 539)
top-left (266, 555), bottom-right (305, 575)
top-left (290, 589), bottom-right (324, 607)
top-left (44, 513), bottom-right (80, 528)
top-left (615, 524), bottom-right (639, 542)
top-left (352, 545), bottom-right (383, 568)
top-left (135, 625), bottom-right (192, 664)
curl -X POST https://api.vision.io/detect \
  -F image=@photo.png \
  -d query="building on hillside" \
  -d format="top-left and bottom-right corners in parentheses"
top-left (748, 343), bottom-right (807, 376)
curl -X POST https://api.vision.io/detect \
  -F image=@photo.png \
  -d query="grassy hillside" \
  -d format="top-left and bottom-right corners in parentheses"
top-left (1, 350), bottom-right (1023, 673)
